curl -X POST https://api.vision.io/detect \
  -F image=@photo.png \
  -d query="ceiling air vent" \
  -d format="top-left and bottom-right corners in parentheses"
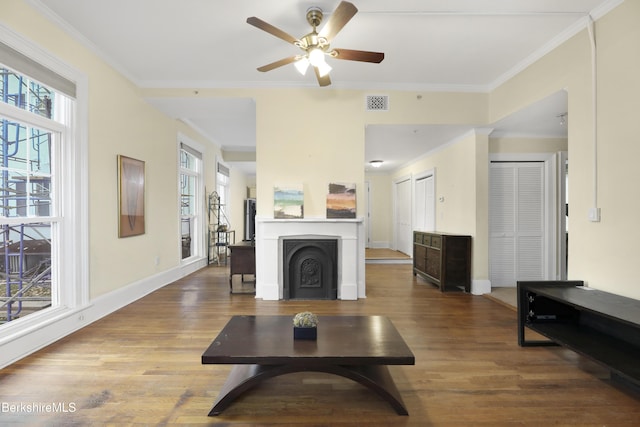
top-left (366, 95), bottom-right (389, 111)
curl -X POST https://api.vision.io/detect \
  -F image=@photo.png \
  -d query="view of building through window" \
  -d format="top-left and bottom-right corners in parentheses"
top-left (1, 68), bottom-right (58, 325)
top-left (180, 146), bottom-right (201, 260)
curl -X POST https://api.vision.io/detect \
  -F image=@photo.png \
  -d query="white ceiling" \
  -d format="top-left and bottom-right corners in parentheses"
top-left (30, 0), bottom-right (620, 173)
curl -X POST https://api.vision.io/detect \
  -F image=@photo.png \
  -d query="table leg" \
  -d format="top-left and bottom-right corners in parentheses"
top-left (208, 364), bottom-right (409, 416)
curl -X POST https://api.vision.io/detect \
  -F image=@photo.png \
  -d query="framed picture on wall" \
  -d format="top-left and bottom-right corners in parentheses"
top-left (118, 155), bottom-right (145, 237)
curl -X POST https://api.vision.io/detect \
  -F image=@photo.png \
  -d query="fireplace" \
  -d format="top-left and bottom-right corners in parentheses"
top-left (254, 218), bottom-right (365, 300)
top-left (283, 238), bottom-right (338, 300)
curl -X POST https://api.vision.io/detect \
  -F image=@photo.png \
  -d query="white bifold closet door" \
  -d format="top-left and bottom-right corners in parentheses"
top-left (414, 174), bottom-right (435, 232)
top-left (489, 162), bottom-right (545, 287)
top-left (395, 178), bottom-right (413, 256)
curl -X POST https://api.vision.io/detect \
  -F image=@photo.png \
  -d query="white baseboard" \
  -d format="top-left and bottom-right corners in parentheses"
top-left (471, 279), bottom-right (492, 295)
top-left (0, 258), bottom-right (206, 369)
top-left (368, 241), bottom-right (390, 249)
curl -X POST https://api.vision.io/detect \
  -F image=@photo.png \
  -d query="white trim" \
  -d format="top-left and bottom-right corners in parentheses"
top-left (215, 156), bottom-right (232, 220)
top-left (368, 240), bottom-right (390, 249)
top-left (0, 260), bottom-right (206, 368)
top-left (26, 0), bottom-right (140, 85)
top-left (558, 151), bottom-right (569, 280)
top-left (255, 218), bottom-right (365, 300)
top-left (0, 23), bottom-right (84, 87)
top-left (0, 24), bottom-right (90, 352)
top-left (26, 0), bottom-right (625, 94)
top-left (178, 131), bottom-right (206, 155)
top-left (471, 280), bottom-right (492, 295)
top-left (413, 168), bottom-right (436, 233)
top-left (392, 174), bottom-right (412, 254)
top-left (489, 152), bottom-right (558, 282)
top-left (364, 180), bottom-right (371, 248)
top-left (0, 102), bottom-right (66, 132)
top-left (178, 134), bottom-right (206, 263)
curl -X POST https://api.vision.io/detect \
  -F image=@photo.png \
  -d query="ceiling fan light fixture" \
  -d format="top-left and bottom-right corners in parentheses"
top-left (294, 57), bottom-right (310, 75)
top-left (308, 47), bottom-right (326, 67)
top-left (316, 61), bottom-right (332, 77)
top-left (247, 1), bottom-right (383, 87)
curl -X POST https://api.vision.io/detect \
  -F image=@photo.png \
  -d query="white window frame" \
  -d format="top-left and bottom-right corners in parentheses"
top-left (216, 158), bottom-right (231, 222)
top-left (0, 24), bottom-right (89, 359)
top-left (178, 134), bottom-right (205, 263)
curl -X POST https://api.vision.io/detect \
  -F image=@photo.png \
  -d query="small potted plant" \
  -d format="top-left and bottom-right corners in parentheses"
top-left (293, 311), bottom-right (319, 340)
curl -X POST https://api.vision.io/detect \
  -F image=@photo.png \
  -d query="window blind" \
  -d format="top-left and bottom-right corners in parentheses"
top-left (0, 40), bottom-right (76, 98)
top-left (180, 142), bottom-right (202, 159)
top-left (217, 163), bottom-right (230, 177)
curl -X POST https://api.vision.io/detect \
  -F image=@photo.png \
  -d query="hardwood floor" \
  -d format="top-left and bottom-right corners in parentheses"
top-left (365, 248), bottom-right (411, 259)
top-left (1, 264), bottom-right (638, 426)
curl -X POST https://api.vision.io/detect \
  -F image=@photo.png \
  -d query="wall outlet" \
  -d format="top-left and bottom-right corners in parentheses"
top-left (588, 207), bottom-right (601, 222)
top-left (154, 256), bottom-right (160, 266)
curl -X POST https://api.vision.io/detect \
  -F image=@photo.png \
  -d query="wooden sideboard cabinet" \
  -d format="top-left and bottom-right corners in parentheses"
top-left (413, 231), bottom-right (471, 292)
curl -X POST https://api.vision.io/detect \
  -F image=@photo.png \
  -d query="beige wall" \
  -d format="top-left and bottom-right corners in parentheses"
top-left (3, 1), bottom-right (221, 299)
top-left (488, 0), bottom-right (640, 298)
top-left (255, 89), bottom-right (365, 218)
top-left (392, 131), bottom-right (489, 280)
top-left (6, 0), bottom-right (640, 302)
top-left (489, 137), bottom-right (568, 154)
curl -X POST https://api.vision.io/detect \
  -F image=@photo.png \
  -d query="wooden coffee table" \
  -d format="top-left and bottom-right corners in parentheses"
top-left (201, 315), bottom-right (415, 416)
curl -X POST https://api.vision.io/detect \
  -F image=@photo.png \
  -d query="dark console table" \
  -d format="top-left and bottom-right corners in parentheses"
top-left (413, 231), bottom-right (471, 292)
top-left (202, 315), bottom-right (415, 415)
top-left (228, 242), bottom-right (255, 293)
top-left (517, 280), bottom-right (640, 388)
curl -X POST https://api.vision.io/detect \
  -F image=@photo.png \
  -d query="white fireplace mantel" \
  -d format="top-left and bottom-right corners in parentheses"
top-left (255, 217), bottom-right (366, 300)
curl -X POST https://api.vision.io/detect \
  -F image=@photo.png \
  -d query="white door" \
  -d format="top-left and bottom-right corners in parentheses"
top-left (364, 180), bottom-right (371, 248)
top-left (489, 162), bottom-right (545, 287)
top-left (395, 178), bottom-right (412, 255)
top-left (415, 174), bottom-right (435, 231)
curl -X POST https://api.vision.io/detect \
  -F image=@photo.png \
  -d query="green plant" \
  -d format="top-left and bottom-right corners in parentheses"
top-left (293, 311), bottom-right (319, 328)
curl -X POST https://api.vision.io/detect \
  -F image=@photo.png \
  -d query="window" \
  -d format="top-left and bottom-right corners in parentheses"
top-left (0, 33), bottom-right (87, 335)
top-left (179, 142), bottom-right (203, 260)
top-left (216, 162), bottom-right (230, 219)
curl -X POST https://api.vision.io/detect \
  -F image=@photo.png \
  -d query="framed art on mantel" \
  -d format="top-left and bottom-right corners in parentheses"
top-left (274, 185), bottom-right (304, 219)
top-left (118, 155), bottom-right (145, 237)
top-left (327, 182), bottom-right (356, 218)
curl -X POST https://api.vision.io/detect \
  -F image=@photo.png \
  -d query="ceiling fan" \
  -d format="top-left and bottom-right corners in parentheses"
top-left (247, 1), bottom-right (384, 87)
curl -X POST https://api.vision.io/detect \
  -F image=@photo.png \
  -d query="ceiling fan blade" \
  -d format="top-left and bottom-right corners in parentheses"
top-left (332, 48), bottom-right (384, 63)
top-left (257, 56), bottom-right (299, 72)
top-left (247, 16), bottom-right (300, 45)
top-left (318, 1), bottom-right (358, 42)
top-left (314, 67), bottom-right (332, 87)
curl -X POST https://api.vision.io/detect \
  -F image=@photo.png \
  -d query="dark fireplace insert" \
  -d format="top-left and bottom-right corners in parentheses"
top-left (283, 238), bottom-right (338, 300)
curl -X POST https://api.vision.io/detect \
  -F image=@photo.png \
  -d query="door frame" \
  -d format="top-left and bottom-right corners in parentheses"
top-left (489, 152), bottom-right (558, 283)
top-left (393, 174), bottom-right (412, 253)
top-left (364, 179), bottom-right (371, 248)
top-left (558, 151), bottom-right (568, 280)
top-left (413, 168), bottom-right (436, 232)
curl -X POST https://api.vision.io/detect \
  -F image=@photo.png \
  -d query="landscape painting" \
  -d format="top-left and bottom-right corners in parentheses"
top-left (274, 185), bottom-right (304, 219)
top-left (327, 182), bottom-right (356, 218)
